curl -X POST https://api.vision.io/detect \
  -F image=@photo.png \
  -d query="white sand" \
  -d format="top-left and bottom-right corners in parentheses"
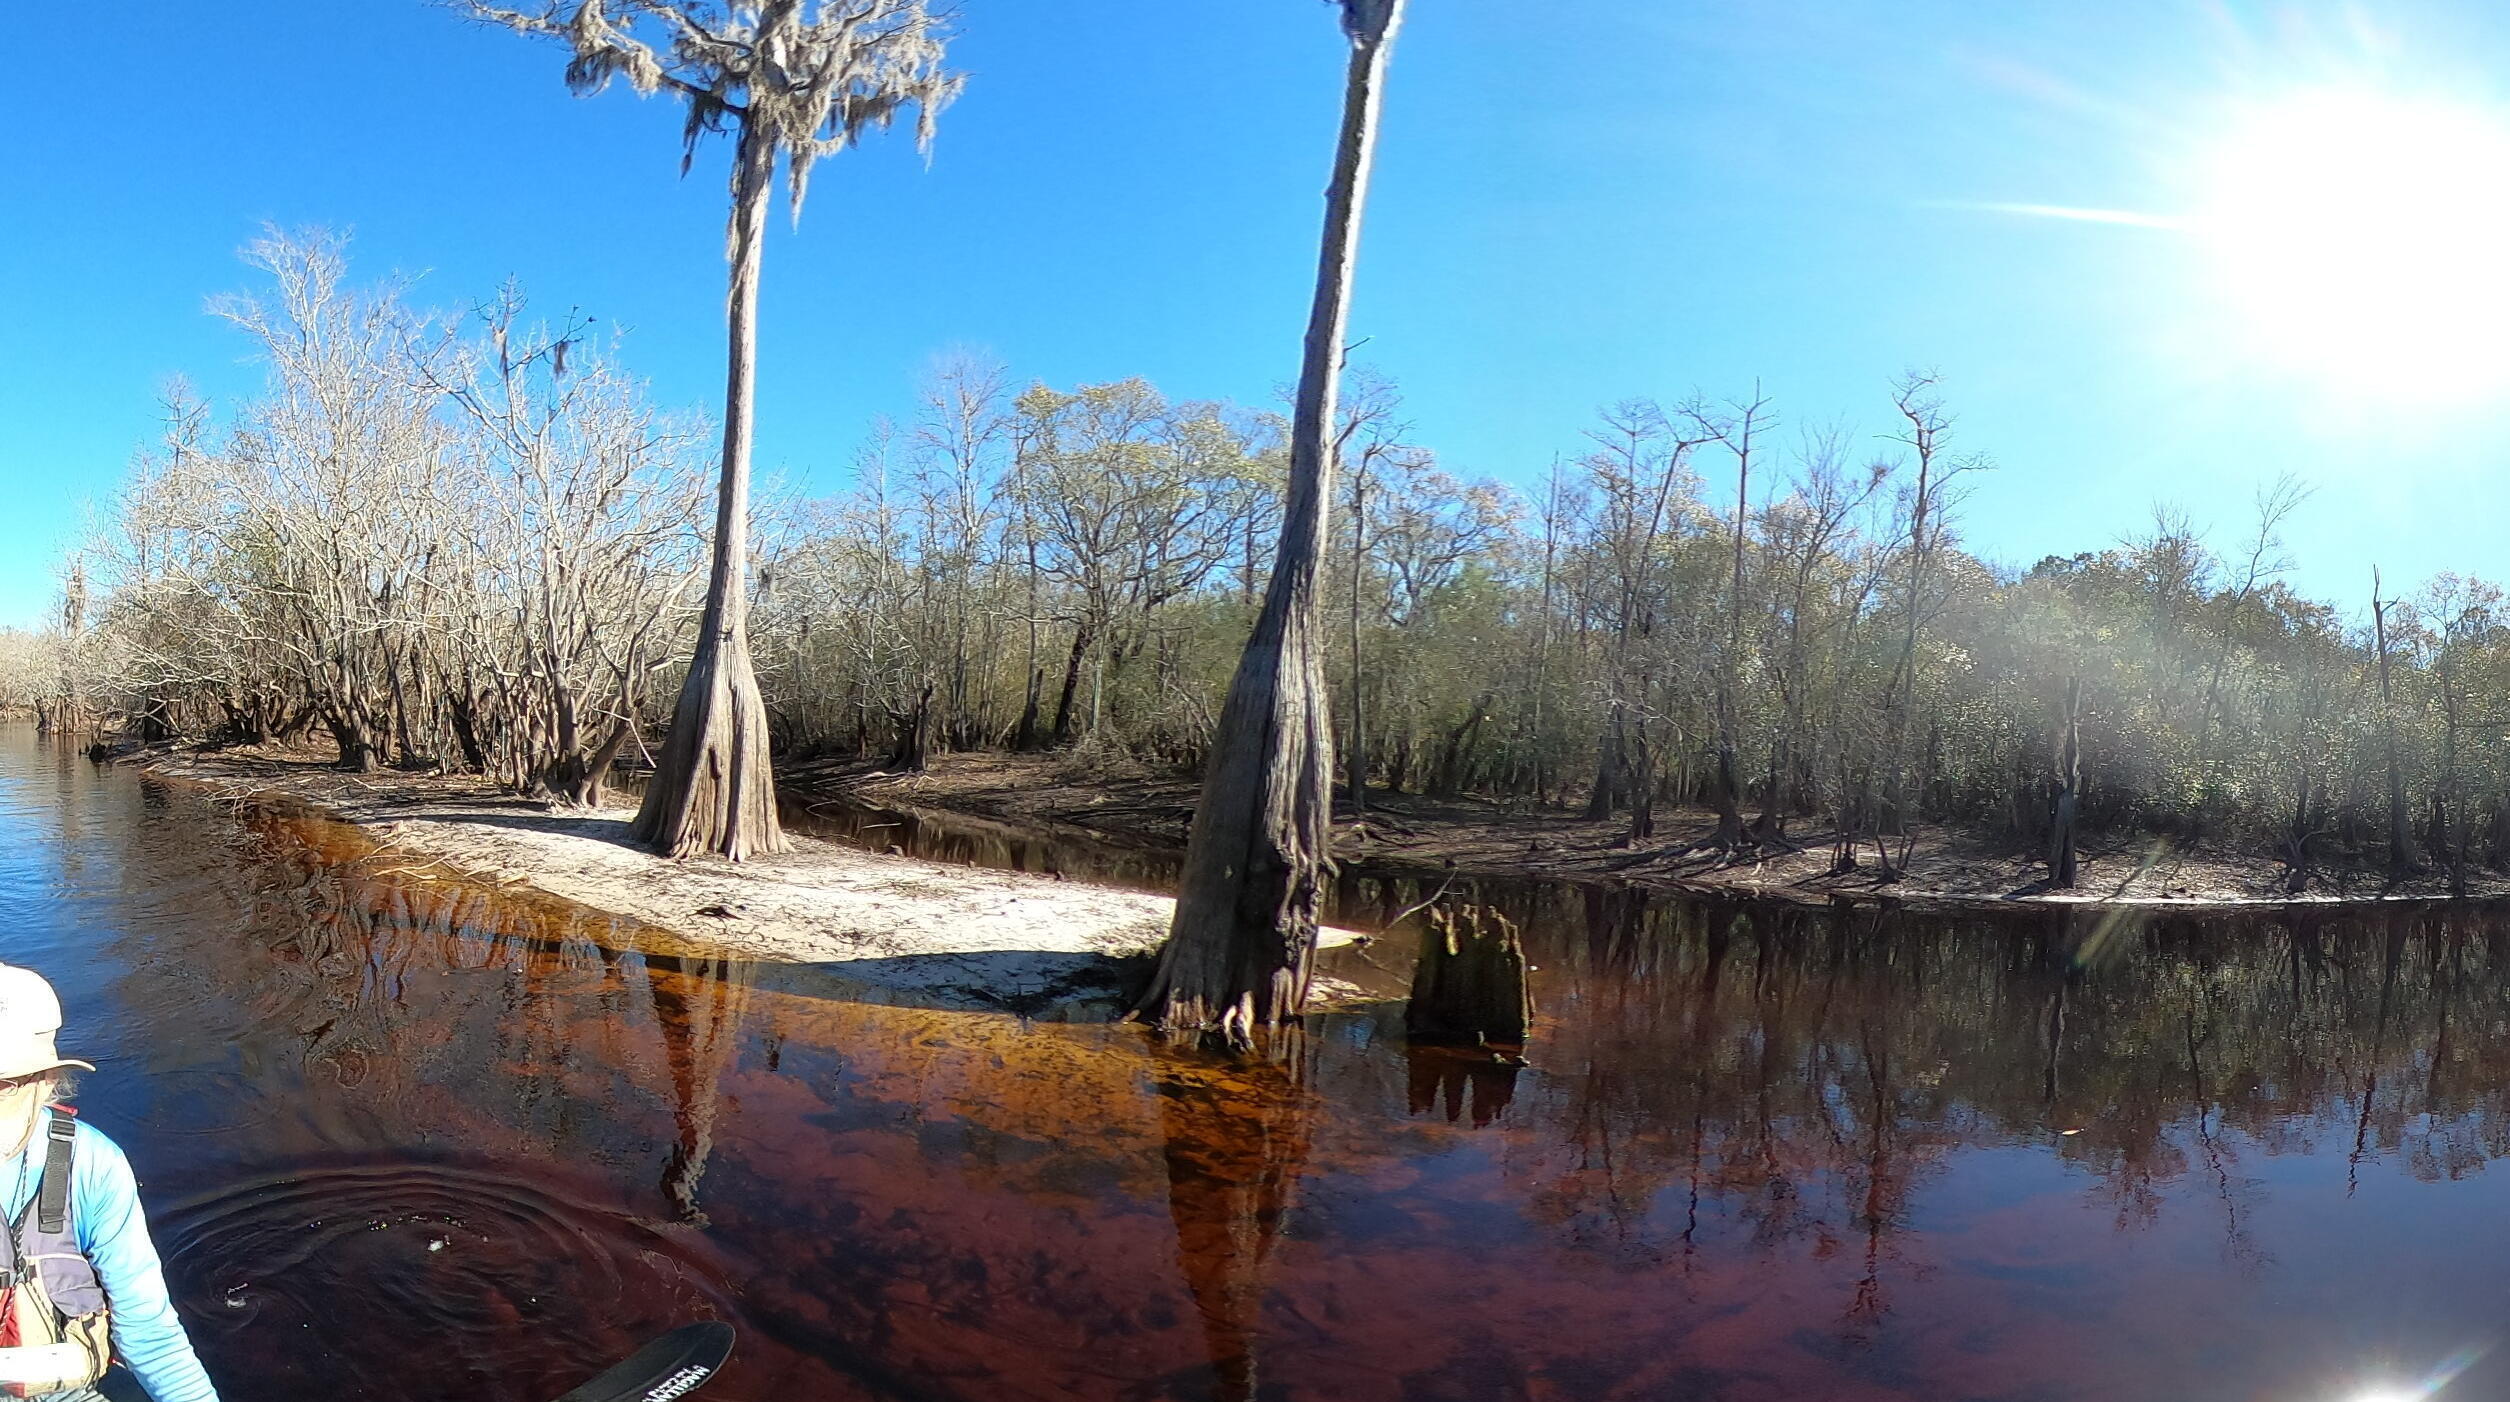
top-left (149, 755), bottom-right (1356, 1018)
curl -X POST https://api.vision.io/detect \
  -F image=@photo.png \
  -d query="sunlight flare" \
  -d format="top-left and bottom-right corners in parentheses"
top-left (1979, 87), bottom-right (2510, 404)
top-left (2192, 89), bottom-right (2510, 400)
top-left (2335, 1342), bottom-right (2491, 1402)
top-left (1961, 201), bottom-right (2193, 230)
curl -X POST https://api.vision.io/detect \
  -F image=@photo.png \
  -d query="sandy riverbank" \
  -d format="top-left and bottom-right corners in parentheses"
top-left (142, 748), bottom-right (1365, 1019)
top-left (785, 749), bottom-right (2510, 912)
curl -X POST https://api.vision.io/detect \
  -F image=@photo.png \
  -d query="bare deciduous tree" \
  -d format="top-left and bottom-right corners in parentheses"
top-left (91, 232), bottom-right (711, 796)
top-left (1869, 372), bottom-right (1985, 877)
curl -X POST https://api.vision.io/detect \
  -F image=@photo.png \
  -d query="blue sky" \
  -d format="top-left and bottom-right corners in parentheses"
top-left (9, 1), bottom-right (2510, 627)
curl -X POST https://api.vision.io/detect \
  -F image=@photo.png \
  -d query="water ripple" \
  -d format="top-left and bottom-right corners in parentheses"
top-left (156, 1158), bottom-right (742, 1397)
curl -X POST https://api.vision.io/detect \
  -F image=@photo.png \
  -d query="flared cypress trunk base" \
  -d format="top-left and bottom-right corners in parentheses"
top-left (633, 627), bottom-right (788, 861)
top-left (1134, 609), bottom-right (1334, 1049)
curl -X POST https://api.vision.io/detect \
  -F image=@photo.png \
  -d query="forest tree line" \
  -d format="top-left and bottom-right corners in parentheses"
top-left (20, 232), bottom-right (2504, 886)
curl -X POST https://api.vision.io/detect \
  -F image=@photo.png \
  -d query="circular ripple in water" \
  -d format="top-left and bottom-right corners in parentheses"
top-left (154, 1158), bottom-right (740, 1402)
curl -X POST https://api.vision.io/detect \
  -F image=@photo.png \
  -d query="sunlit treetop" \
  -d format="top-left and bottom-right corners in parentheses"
top-left (454, 0), bottom-right (964, 235)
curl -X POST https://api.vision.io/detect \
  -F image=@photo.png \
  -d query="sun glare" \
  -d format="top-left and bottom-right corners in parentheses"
top-left (2192, 89), bottom-right (2510, 401)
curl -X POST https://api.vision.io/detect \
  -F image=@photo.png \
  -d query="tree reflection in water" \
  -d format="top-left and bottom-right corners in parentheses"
top-left (649, 954), bottom-right (757, 1224)
top-left (1403, 1046), bottom-right (1519, 1127)
top-left (1152, 1036), bottom-right (1314, 1402)
top-left (48, 750), bottom-right (2510, 1400)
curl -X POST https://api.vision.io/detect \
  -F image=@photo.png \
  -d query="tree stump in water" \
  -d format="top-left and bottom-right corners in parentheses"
top-left (1406, 903), bottom-right (1532, 1047)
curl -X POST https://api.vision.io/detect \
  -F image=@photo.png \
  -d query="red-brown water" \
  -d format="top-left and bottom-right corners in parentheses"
top-left (14, 726), bottom-right (2508, 1401)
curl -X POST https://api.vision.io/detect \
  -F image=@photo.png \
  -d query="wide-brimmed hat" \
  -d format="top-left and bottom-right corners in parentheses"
top-left (0, 966), bottom-right (94, 1080)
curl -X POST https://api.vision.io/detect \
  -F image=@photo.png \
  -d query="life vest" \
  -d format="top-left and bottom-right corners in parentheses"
top-left (0, 1108), bottom-right (109, 1398)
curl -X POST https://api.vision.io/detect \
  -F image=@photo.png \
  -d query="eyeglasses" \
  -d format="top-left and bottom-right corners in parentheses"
top-left (0, 1074), bottom-right (48, 1094)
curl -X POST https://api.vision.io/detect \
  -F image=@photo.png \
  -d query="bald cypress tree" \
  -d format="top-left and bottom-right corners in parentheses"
top-left (457, 0), bottom-right (961, 859)
top-left (1135, 0), bottom-right (1408, 1045)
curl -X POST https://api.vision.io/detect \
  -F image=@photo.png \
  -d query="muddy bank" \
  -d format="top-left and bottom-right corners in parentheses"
top-left (784, 749), bottom-right (2510, 912)
top-left (141, 748), bottom-right (1365, 1018)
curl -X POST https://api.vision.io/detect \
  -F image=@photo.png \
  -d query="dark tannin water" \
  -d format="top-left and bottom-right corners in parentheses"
top-left (10, 725), bottom-right (2507, 1401)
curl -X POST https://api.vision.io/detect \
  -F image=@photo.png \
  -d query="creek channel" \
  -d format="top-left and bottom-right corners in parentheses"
top-left (10, 722), bottom-right (2508, 1401)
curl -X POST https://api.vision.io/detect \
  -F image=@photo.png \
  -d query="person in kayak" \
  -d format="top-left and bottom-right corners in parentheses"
top-left (0, 964), bottom-right (218, 1402)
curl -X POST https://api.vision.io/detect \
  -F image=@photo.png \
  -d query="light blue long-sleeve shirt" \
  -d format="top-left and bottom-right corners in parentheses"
top-left (0, 1119), bottom-right (219, 1402)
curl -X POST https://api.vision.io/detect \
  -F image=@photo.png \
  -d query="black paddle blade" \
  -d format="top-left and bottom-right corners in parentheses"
top-left (549, 1322), bottom-right (736, 1402)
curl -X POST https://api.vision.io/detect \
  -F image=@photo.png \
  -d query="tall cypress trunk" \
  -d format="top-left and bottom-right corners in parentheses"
top-left (2437, 636), bottom-right (2466, 896)
top-left (633, 125), bottom-right (789, 861)
top-left (1875, 408), bottom-right (1936, 873)
top-left (2371, 571), bottom-right (2416, 878)
top-left (1710, 406), bottom-right (1752, 846)
top-left (1052, 618), bottom-right (1096, 745)
top-left (1346, 460), bottom-right (1368, 815)
top-left (2048, 676), bottom-right (2081, 888)
top-left (1137, 0), bottom-right (1405, 1045)
top-left (1586, 699), bottom-right (1637, 819)
top-left (1624, 703), bottom-right (1655, 843)
top-left (1431, 693), bottom-right (1494, 798)
top-left (1013, 508), bottom-right (1044, 751)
